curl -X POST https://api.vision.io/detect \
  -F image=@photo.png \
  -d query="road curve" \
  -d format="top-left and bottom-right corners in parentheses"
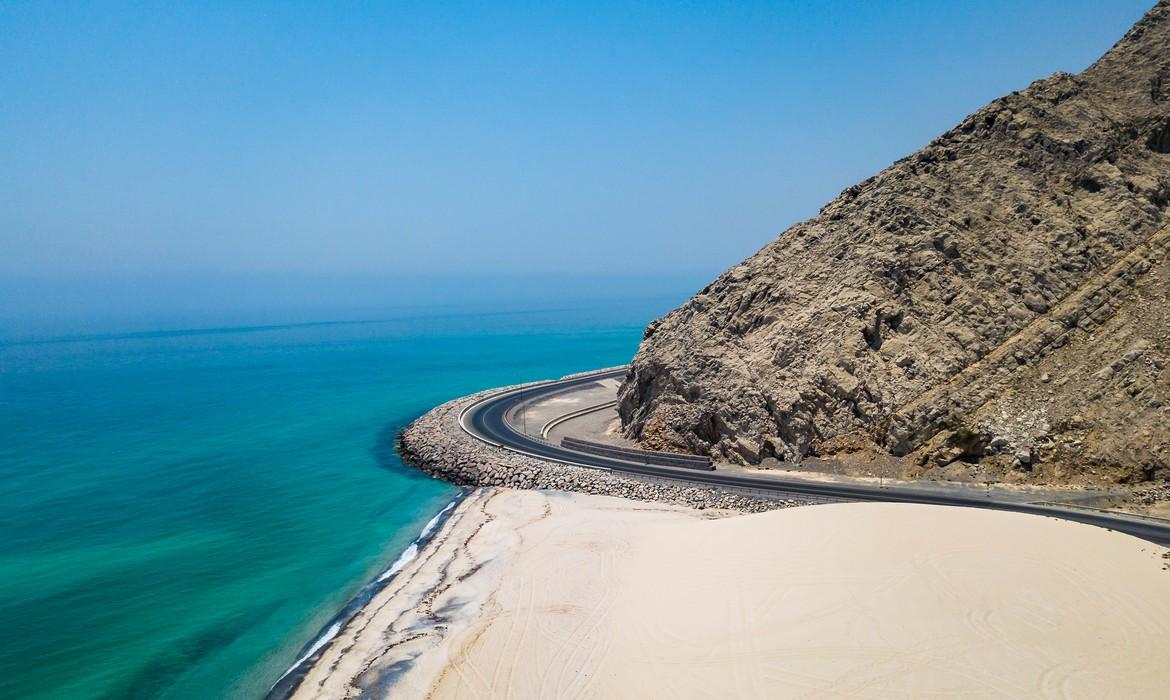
top-left (461, 368), bottom-right (1170, 547)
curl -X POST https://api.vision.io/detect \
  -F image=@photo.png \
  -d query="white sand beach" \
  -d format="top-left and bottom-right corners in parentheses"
top-left (290, 489), bottom-right (1170, 699)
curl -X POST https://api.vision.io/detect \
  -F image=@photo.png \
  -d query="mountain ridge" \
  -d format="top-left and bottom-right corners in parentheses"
top-left (619, 1), bottom-right (1170, 486)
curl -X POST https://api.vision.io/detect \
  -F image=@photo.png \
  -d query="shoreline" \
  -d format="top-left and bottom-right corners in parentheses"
top-left (284, 487), bottom-right (1170, 699)
top-left (282, 488), bottom-right (742, 698)
top-left (278, 374), bottom-right (1170, 698)
top-left (281, 488), bottom-right (511, 698)
top-left (267, 491), bottom-right (468, 700)
top-left (274, 375), bottom-right (808, 699)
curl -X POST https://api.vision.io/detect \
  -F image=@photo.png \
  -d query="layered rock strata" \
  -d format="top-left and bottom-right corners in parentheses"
top-left (620, 2), bottom-right (1170, 485)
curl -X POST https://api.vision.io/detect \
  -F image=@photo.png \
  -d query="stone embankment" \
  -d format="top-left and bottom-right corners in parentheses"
top-left (397, 383), bottom-right (803, 513)
top-left (1135, 482), bottom-right (1170, 505)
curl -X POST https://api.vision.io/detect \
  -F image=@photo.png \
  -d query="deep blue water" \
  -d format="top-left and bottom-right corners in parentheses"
top-left (0, 301), bottom-right (661, 698)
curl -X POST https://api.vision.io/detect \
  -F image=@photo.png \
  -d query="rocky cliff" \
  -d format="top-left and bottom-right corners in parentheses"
top-left (619, 1), bottom-right (1170, 486)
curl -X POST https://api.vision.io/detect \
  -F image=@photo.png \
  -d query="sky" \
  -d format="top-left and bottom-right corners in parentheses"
top-left (0, 0), bottom-right (1156, 328)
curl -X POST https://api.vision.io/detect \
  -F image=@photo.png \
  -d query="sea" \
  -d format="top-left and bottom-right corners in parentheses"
top-left (0, 299), bottom-right (668, 699)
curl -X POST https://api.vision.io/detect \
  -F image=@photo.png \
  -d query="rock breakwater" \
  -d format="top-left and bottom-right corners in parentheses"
top-left (397, 382), bottom-right (804, 513)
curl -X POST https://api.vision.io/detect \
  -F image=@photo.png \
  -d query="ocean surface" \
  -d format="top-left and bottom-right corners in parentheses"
top-left (0, 300), bottom-right (664, 699)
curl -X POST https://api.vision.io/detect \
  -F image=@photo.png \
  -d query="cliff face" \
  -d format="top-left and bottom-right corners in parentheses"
top-left (619, 1), bottom-right (1170, 485)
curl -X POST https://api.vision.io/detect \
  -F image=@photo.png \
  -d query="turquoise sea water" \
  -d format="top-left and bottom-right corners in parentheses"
top-left (0, 302), bottom-right (660, 699)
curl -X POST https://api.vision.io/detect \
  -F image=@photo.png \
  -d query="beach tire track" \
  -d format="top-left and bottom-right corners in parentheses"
top-left (505, 574), bottom-right (538, 698)
top-left (556, 539), bottom-right (625, 699)
top-left (490, 497), bottom-right (547, 697)
top-left (536, 535), bottom-right (617, 699)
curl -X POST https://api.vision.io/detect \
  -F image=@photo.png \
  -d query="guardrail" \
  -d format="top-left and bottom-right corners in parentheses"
top-left (560, 436), bottom-right (715, 471)
top-left (1029, 501), bottom-right (1170, 525)
top-left (559, 365), bottom-right (630, 381)
top-left (540, 400), bottom-right (618, 438)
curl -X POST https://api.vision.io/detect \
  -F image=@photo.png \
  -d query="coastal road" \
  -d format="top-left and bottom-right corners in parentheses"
top-left (461, 368), bottom-right (1170, 547)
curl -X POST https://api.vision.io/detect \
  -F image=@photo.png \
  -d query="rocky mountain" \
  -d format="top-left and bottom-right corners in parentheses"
top-left (618, 1), bottom-right (1170, 486)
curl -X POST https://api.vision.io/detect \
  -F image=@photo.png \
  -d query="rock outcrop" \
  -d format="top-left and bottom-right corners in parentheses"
top-left (619, 2), bottom-right (1170, 486)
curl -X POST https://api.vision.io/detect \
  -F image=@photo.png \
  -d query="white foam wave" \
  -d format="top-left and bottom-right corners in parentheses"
top-left (377, 543), bottom-right (419, 582)
top-left (274, 621), bottom-right (341, 686)
top-left (421, 500), bottom-right (456, 538)
top-left (376, 499), bottom-right (457, 583)
top-left (272, 498), bottom-right (460, 689)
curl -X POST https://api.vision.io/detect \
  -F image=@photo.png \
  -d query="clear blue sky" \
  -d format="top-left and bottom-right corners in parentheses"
top-left (0, 1), bottom-right (1155, 326)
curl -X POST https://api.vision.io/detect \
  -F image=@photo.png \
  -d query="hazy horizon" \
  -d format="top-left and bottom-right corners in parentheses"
top-left (1, 0), bottom-right (1155, 329)
top-left (0, 270), bottom-right (711, 341)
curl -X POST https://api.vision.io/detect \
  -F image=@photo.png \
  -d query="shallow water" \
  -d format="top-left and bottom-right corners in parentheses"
top-left (0, 301), bottom-right (660, 698)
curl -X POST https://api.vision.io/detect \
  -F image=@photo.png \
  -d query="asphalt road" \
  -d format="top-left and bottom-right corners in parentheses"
top-left (461, 368), bottom-right (1170, 547)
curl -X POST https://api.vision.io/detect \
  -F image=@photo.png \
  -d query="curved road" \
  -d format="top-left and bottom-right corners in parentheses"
top-left (461, 368), bottom-right (1170, 547)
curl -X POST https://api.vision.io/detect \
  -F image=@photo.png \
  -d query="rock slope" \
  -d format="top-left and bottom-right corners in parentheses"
top-left (619, 2), bottom-right (1170, 486)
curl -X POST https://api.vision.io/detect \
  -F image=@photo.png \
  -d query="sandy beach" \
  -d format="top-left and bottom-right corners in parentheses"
top-left (288, 489), bottom-right (1170, 699)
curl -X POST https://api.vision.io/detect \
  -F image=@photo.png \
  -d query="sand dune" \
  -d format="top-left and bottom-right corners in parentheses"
top-left (291, 490), bottom-right (1170, 699)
